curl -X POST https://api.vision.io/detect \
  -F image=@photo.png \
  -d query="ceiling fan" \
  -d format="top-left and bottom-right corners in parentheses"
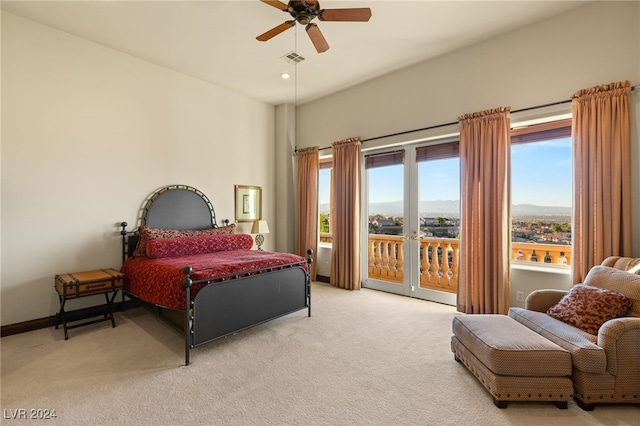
top-left (256, 0), bottom-right (372, 53)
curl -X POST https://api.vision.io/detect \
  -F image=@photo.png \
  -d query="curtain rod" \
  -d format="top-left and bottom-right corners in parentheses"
top-left (314, 84), bottom-right (638, 152)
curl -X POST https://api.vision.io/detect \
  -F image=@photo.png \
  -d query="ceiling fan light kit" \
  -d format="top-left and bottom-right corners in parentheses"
top-left (257, 0), bottom-right (372, 53)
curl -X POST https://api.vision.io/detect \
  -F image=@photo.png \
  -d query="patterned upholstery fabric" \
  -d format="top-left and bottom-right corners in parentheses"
top-left (453, 258), bottom-right (640, 409)
top-left (600, 256), bottom-right (640, 274)
top-left (583, 265), bottom-right (640, 317)
top-left (452, 315), bottom-right (571, 376)
top-left (451, 314), bottom-right (573, 406)
top-left (523, 289), bottom-right (566, 313)
top-left (451, 336), bottom-right (573, 404)
top-left (132, 224), bottom-right (236, 257)
top-left (508, 307), bottom-right (604, 373)
top-left (146, 234), bottom-right (253, 258)
top-left (546, 284), bottom-right (632, 335)
top-left (510, 257), bottom-right (640, 408)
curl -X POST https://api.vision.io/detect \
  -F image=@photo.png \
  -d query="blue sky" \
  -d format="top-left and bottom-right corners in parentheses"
top-left (319, 137), bottom-right (572, 208)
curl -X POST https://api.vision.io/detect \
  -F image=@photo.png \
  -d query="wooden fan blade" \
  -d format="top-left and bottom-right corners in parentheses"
top-left (306, 23), bottom-right (329, 53)
top-left (260, 0), bottom-right (289, 11)
top-left (256, 20), bottom-right (295, 41)
top-left (319, 8), bottom-right (372, 22)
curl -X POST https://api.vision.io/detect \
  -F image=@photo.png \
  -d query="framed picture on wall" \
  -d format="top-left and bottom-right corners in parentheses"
top-left (235, 185), bottom-right (262, 222)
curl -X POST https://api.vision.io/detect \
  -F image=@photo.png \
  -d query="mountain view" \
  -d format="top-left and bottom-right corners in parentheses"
top-left (319, 199), bottom-right (572, 250)
top-left (320, 200), bottom-right (571, 218)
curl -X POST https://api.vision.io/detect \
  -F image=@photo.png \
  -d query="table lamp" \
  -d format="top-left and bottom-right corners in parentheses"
top-left (251, 220), bottom-right (270, 251)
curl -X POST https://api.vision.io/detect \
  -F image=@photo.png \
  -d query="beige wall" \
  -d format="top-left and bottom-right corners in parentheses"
top-left (1, 12), bottom-right (277, 325)
top-left (274, 103), bottom-right (297, 254)
top-left (292, 1), bottom-right (640, 304)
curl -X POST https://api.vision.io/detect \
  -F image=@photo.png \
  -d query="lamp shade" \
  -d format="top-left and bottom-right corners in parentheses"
top-left (251, 220), bottom-right (270, 234)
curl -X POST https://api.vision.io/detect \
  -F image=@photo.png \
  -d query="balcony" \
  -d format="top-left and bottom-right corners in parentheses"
top-left (367, 235), bottom-right (460, 293)
top-left (320, 233), bottom-right (571, 294)
top-left (511, 242), bottom-right (571, 265)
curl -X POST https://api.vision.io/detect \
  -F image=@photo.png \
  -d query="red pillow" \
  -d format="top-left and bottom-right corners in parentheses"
top-left (146, 234), bottom-right (253, 259)
top-left (547, 284), bottom-right (632, 335)
top-left (133, 224), bottom-right (236, 257)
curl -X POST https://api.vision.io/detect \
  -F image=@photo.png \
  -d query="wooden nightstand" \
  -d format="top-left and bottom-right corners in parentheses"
top-left (54, 268), bottom-right (124, 339)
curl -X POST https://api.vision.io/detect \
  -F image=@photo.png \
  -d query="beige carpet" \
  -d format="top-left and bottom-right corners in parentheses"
top-left (1, 282), bottom-right (638, 425)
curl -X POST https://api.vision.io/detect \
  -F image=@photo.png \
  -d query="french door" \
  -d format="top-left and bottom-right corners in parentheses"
top-left (362, 143), bottom-right (458, 305)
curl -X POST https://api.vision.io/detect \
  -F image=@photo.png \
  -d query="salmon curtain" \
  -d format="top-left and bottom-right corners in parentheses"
top-left (458, 107), bottom-right (511, 314)
top-left (571, 81), bottom-right (632, 284)
top-left (296, 146), bottom-right (319, 281)
top-left (330, 138), bottom-right (361, 290)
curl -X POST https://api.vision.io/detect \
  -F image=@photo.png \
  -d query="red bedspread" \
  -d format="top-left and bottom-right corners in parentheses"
top-left (121, 250), bottom-right (308, 310)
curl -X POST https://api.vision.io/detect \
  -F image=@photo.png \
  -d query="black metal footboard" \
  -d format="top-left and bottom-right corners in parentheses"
top-left (182, 251), bottom-right (312, 365)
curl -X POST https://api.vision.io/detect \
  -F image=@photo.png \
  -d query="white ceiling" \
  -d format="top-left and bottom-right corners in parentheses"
top-left (2, 0), bottom-right (591, 105)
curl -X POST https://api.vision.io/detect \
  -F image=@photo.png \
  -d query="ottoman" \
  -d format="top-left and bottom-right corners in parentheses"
top-left (451, 314), bottom-right (573, 408)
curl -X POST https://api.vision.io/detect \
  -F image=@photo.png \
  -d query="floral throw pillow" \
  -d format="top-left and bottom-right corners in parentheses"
top-left (132, 224), bottom-right (236, 257)
top-left (547, 283), bottom-right (632, 335)
top-left (146, 234), bottom-right (253, 259)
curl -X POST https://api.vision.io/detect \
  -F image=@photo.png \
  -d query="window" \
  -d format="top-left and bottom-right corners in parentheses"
top-left (365, 150), bottom-right (405, 236)
top-left (416, 142), bottom-right (460, 239)
top-left (511, 119), bottom-right (572, 265)
top-left (318, 159), bottom-right (332, 243)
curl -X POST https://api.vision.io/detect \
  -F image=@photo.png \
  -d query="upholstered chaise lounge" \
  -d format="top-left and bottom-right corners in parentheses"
top-left (452, 256), bottom-right (640, 410)
top-left (451, 314), bottom-right (574, 408)
top-left (509, 256), bottom-right (640, 410)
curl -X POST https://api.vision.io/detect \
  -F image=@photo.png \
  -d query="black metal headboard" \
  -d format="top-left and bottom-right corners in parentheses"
top-left (121, 185), bottom-right (222, 262)
top-left (142, 184), bottom-right (217, 230)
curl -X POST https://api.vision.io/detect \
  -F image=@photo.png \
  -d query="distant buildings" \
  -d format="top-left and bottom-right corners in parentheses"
top-left (420, 217), bottom-right (459, 238)
top-left (367, 215), bottom-right (571, 245)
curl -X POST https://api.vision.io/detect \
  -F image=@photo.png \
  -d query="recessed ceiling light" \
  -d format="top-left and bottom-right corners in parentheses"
top-left (281, 73), bottom-right (291, 79)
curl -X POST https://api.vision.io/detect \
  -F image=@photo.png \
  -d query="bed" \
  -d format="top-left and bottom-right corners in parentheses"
top-left (120, 184), bottom-right (312, 365)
